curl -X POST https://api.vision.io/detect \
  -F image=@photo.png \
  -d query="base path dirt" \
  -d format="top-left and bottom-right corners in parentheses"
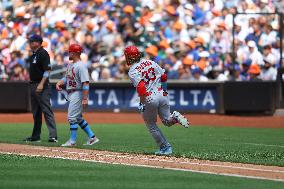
top-left (0, 143), bottom-right (283, 182)
top-left (0, 112), bottom-right (283, 128)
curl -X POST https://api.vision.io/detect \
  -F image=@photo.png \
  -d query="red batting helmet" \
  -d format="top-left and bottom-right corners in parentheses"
top-left (69, 44), bottom-right (83, 54)
top-left (124, 46), bottom-right (141, 65)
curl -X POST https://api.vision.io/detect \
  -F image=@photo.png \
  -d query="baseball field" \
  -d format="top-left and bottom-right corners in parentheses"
top-left (0, 112), bottom-right (283, 189)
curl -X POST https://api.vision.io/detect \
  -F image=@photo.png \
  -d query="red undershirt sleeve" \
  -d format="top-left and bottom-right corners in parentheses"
top-left (161, 73), bottom-right (167, 82)
top-left (136, 80), bottom-right (147, 97)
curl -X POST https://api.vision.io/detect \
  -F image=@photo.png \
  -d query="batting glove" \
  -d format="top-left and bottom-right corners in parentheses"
top-left (138, 103), bottom-right (145, 113)
top-left (163, 91), bottom-right (168, 96)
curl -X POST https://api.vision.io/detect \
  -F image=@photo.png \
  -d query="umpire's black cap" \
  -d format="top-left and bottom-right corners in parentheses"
top-left (29, 34), bottom-right (43, 43)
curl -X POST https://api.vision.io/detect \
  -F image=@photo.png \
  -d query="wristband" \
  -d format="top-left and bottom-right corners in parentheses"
top-left (61, 77), bottom-right (67, 84)
top-left (82, 85), bottom-right (89, 91)
top-left (43, 71), bottom-right (50, 78)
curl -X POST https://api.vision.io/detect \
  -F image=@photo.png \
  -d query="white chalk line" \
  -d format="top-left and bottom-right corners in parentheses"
top-left (32, 147), bottom-right (284, 174)
top-left (242, 143), bottom-right (284, 148)
top-left (0, 151), bottom-right (283, 183)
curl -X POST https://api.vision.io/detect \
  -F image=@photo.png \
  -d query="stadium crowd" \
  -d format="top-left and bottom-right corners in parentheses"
top-left (0, 0), bottom-right (283, 82)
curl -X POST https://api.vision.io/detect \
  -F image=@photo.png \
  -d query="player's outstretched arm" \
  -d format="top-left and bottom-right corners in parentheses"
top-left (82, 82), bottom-right (89, 109)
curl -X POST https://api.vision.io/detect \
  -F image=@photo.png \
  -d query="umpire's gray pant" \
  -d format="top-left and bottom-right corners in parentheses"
top-left (30, 83), bottom-right (57, 139)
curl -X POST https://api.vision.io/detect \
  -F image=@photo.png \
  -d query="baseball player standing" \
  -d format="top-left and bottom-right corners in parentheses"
top-left (56, 44), bottom-right (99, 146)
top-left (124, 46), bottom-right (189, 155)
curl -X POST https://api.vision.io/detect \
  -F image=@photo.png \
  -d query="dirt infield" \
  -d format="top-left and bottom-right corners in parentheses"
top-left (0, 143), bottom-right (283, 182)
top-left (0, 112), bottom-right (283, 128)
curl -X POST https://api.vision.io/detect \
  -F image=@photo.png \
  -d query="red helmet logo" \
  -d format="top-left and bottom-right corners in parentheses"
top-left (124, 46), bottom-right (140, 65)
top-left (69, 44), bottom-right (83, 54)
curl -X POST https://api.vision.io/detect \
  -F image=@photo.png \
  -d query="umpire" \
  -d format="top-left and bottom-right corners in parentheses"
top-left (24, 34), bottom-right (58, 142)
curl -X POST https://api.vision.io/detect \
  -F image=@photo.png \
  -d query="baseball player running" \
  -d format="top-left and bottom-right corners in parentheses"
top-left (124, 46), bottom-right (189, 155)
top-left (56, 44), bottom-right (99, 147)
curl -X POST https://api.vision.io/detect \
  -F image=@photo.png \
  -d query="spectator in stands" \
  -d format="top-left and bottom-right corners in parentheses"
top-left (102, 20), bottom-right (117, 51)
top-left (196, 51), bottom-right (210, 73)
top-left (179, 56), bottom-right (192, 80)
top-left (9, 29), bottom-right (27, 52)
top-left (259, 24), bottom-right (277, 47)
top-left (258, 0), bottom-right (274, 13)
top-left (190, 66), bottom-right (208, 82)
top-left (0, 60), bottom-right (8, 81)
top-left (245, 23), bottom-right (262, 45)
top-left (247, 41), bottom-right (264, 66)
top-left (100, 67), bottom-right (113, 81)
top-left (261, 54), bottom-right (277, 81)
top-left (145, 45), bottom-right (159, 63)
top-left (248, 64), bottom-right (262, 81)
top-left (0, 0), bottom-right (281, 82)
top-left (207, 65), bottom-right (228, 81)
top-left (162, 48), bottom-right (178, 79)
top-left (263, 44), bottom-right (280, 67)
top-left (234, 21), bottom-right (247, 43)
top-left (210, 29), bottom-right (228, 55)
top-left (113, 62), bottom-right (127, 80)
top-left (241, 59), bottom-right (252, 81)
top-left (215, 22), bottom-right (231, 53)
top-left (229, 64), bottom-right (245, 81)
top-left (8, 51), bottom-right (25, 71)
top-left (9, 64), bottom-right (29, 81)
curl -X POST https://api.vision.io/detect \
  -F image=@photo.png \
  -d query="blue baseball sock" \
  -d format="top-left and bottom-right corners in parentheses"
top-left (70, 123), bottom-right (78, 142)
top-left (79, 120), bottom-right (95, 138)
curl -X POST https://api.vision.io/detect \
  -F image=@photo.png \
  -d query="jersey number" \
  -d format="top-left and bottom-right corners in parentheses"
top-left (142, 67), bottom-right (156, 84)
top-left (68, 81), bottom-right (76, 88)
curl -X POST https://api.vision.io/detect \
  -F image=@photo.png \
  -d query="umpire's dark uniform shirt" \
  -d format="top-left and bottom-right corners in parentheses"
top-left (28, 47), bottom-right (57, 140)
top-left (29, 47), bottom-right (51, 82)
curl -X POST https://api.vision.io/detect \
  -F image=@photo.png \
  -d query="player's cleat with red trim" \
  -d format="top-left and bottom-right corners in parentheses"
top-left (61, 140), bottom-right (76, 147)
top-left (84, 136), bottom-right (99, 146)
top-left (172, 111), bottom-right (190, 128)
top-left (155, 146), bottom-right (173, 155)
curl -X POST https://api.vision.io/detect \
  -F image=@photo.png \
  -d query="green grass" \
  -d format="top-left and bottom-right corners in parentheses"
top-left (0, 154), bottom-right (283, 189)
top-left (0, 123), bottom-right (283, 166)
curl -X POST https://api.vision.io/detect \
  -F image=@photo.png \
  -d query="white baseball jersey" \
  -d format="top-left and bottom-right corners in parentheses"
top-left (66, 61), bottom-right (89, 90)
top-left (128, 59), bottom-right (178, 150)
top-left (128, 59), bottom-right (164, 93)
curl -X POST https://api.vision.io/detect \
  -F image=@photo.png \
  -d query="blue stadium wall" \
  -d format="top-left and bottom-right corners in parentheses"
top-left (0, 81), bottom-right (279, 114)
top-left (51, 82), bottom-right (220, 113)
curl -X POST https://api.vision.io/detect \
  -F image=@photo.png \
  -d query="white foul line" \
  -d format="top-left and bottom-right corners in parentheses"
top-left (33, 147), bottom-right (284, 174)
top-left (0, 151), bottom-right (283, 183)
top-left (242, 143), bottom-right (284, 148)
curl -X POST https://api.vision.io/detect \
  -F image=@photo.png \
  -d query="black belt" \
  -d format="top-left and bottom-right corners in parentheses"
top-left (30, 81), bottom-right (40, 84)
top-left (30, 81), bottom-right (49, 86)
top-left (67, 89), bottom-right (82, 94)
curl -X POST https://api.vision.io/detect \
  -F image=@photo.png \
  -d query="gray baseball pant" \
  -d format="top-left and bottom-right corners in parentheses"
top-left (67, 91), bottom-right (84, 124)
top-left (142, 91), bottom-right (176, 149)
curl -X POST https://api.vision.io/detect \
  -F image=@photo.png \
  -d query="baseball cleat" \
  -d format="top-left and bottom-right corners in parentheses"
top-left (24, 137), bottom-right (41, 142)
top-left (48, 137), bottom-right (58, 143)
top-left (84, 136), bottom-right (99, 146)
top-left (172, 111), bottom-right (190, 128)
top-left (155, 146), bottom-right (173, 156)
top-left (61, 140), bottom-right (76, 147)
